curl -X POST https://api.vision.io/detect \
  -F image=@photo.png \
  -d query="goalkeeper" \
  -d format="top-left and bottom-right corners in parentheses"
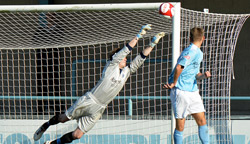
top-left (163, 27), bottom-right (211, 144)
top-left (34, 24), bottom-right (165, 144)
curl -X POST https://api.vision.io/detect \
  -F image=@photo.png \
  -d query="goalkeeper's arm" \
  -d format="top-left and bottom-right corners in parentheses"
top-left (128, 24), bottom-right (152, 48)
top-left (129, 32), bottom-right (165, 73)
top-left (110, 24), bottom-right (152, 63)
top-left (142, 32), bottom-right (165, 56)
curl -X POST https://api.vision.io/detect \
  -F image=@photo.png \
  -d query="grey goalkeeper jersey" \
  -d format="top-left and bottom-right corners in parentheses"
top-left (89, 45), bottom-right (146, 105)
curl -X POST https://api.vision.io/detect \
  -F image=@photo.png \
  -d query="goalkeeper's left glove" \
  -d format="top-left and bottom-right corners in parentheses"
top-left (136, 24), bottom-right (152, 39)
top-left (149, 32), bottom-right (165, 48)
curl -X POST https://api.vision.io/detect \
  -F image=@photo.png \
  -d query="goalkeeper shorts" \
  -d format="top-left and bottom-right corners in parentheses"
top-left (170, 87), bottom-right (205, 119)
top-left (65, 92), bottom-right (106, 133)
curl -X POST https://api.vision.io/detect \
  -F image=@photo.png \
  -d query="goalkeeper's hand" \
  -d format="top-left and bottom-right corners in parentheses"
top-left (136, 24), bottom-right (152, 39)
top-left (149, 32), bottom-right (165, 48)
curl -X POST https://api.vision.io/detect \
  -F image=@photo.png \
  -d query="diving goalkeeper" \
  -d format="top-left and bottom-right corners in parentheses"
top-left (33, 24), bottom-right (165, 144)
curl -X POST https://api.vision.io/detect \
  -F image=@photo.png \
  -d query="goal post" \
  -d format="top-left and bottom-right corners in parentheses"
top-left (171, 3), bottom-right (181, 144)
top-left (0, 3), bottom-right (249, 144)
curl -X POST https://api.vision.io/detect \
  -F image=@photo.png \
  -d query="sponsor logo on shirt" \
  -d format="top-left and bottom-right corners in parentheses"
top-left (184, 55), bottom-right (190, 59)
top-left (111, 77), bottom-right (121, 87)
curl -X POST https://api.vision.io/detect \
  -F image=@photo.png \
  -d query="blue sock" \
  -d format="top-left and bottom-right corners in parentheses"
top-left (174, 129), bottom-right (183, 144)
top-left (199, 125), bottom-right (209, 144)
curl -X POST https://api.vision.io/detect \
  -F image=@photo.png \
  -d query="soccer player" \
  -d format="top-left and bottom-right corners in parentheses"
top-left (33, 24), bottom-right (165, 144)
top-left (163, 27), bottom-right (211, 144)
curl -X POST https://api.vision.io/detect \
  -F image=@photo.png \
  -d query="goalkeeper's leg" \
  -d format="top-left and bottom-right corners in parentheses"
top-left (34, 114), bottom-right (69, 141)
top-left (44, 127), bottom-right (84, 144)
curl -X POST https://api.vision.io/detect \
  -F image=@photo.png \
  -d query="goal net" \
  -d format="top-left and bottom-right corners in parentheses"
top-left (0, 3), bottom-right (249, 144)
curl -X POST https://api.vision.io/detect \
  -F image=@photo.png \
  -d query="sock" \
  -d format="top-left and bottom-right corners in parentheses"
top-left (174, 129), bottom-right (183, 144)
top-left (199, 125), bottom-right (209, 144)
top-left (50, 132), bottom-right (74, 144)
top-left (50, 140), bottom-right (57, 144)
top-left (51, 132), bottom-right (75, 144)
top-left (50, 139), bottom-right (61, 144)
top-left (49, 114), bottom-right (60, 125)
top-left (41, 121), bottom-right (50, 131)
top-left (41, 115), bottom-right (60, 131)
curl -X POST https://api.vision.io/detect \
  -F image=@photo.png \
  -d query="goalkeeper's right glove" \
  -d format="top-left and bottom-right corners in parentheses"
top-left (149, 32), bottom-right (165, 48)
top-left (136, 24), bottom-right (152, 39)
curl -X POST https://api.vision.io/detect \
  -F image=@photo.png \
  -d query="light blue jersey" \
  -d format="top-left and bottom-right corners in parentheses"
top-left (168, 43), bottom-right (203, 92)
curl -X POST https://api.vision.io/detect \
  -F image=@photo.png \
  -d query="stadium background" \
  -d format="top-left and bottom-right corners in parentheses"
top-left (0, 0), bottom-right (249, 117)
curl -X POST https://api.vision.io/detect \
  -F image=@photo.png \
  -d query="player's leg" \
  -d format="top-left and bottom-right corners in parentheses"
top-left (189, 90), bottom-right (209, 144)
top-left (170, 88), bottom-right (190, 144)
top-left (192, 112), bottom-right (209, 144)
top-left (34, 114), bottom-right (69, 141)
top-left (192, 112), bottom-right (206, 126)
top-left (174, 118), bottom-right (185, 144)
top-left (42, 94), bottom-right (104, 143)
top-left (44, 112), bottom-right (102, 144)
top-left (45, 127), bottom-right (84, 144)
top-left (34, 94), bottom-right (87, 141)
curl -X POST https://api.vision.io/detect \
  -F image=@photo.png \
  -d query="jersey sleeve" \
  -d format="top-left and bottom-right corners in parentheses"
top-left (110, 44), bottom-right (132, 65)
top-left (129, 52), bottom-right (146, 74)
top-left (178, 50), bottom-right (196, 67)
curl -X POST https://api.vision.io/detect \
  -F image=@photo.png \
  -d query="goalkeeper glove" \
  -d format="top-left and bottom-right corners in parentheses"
top-left (149, 32), bottom-right (165, 48)
top-left (136, 24), bottom-right (152, 39)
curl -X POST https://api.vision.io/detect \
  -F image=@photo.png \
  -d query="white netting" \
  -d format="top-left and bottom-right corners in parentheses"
top-left (180, 9), bottom-right (249, 143)
top-left (0, 3), bottom-right (249, 144)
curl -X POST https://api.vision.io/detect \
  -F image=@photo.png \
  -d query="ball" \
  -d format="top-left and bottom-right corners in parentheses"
top-left (159, 3), bottom-right (175, 19)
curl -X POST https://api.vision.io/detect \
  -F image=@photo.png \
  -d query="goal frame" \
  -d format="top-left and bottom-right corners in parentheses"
top-left (0, 3), bottom-right (176, 12)
top-left (0, 3), bottom-right (181, 144)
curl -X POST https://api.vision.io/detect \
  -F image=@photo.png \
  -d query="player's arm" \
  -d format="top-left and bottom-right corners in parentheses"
top-left (129, 32), bottom-right (165, 73)
top-left (163, 64), bottom-right (184, 89)
top-left (196, 71), bottom-right (211, 80)
top-left (128, 24), bottom-right (152, 47)
top-left (142, 32), bottom-right (165, 56)
top-left (111, 24), bottom-right (151, 64)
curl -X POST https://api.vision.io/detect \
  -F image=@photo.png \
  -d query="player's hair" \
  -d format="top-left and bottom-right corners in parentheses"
top-left (109, 48), bottom-right (122, 60)
top-left (190, 27), bottom-right (204, 42)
